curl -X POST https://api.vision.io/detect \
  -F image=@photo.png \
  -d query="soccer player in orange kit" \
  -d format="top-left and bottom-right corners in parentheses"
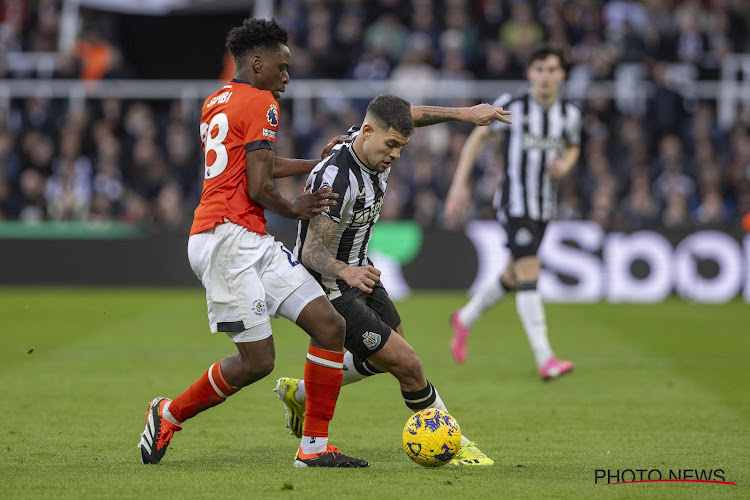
top-left (138, 17), bottom-right (368, 468)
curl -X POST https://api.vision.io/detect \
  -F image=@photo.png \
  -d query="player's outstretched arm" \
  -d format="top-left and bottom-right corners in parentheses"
top-left (273, 157), bottom-right (320, 178)
top-left (411, 104), bottom-right (511, 127)
top-left (272, 133), bottom-right (353, 178)
top-left (444, 125), bottom-right (491, 224)
top-left (246, 149), bottom-right (337, 219)
top-left (301, 215), bottom-right (381, 293)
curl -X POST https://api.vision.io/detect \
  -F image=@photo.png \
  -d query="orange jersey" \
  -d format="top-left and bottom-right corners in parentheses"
top-left (190, 79), bottom-right (280, 236)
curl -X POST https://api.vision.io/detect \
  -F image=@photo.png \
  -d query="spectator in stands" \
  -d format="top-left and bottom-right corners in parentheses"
top-left (154, 180), bottom-right (183, 230)
top-left (21, 96), bottom-right (55, 135)
top-left (603, 0), bottom-right (647, 45)
top-left (29, 0), bottom-right (60, 52)
top-left (557, 177), bottom-right (583, 222)
top-left (695, 188), bottom-right (728, 224)
top-left (646, 61), bottom-right (688, 151)
top-left (390, 34), bottom-right (438, 104)
top-left (334, 8), bottom-right (366, 75)
top-left (652, 134), bottom-right (696, 204)
top-left (0, 170), bottom-right (10, 219)
top-left (16, 168), bottom-right (46, 221)
top-left (409, 0), bottom-right (440, 49)
top-left (442, 0), bottom-right (479, 67)
top-left (499, 1), bottom-right (544, 66)
top-left (621, 165), bottom-right (660, 229)
top-left (662, 189), bottom-right (689, 227)
top-left (438, 36), bottom-right (473, 81)
top-left (74, 24), bottom-right (123, 80)
top-left (0, 117), bottom-right (20, 182)
top-left (674, 1), bottom-right (706, 68)
top-left (479, 40), bottom-right (522, 80)
top-left (45, 131), bottom-right (92, 220)
top-left (91, 156), bottom-right (123, 220)
top-left (364, 13), bottom-right (409, 65)
top-left (727, 132), bottom-right (750, 218)
top-left (0, 0), bottom-right (31, 52)
top-left (165, 120), bottom-right (199, 197)
top-left (21, 130), bottom-right (54, 177)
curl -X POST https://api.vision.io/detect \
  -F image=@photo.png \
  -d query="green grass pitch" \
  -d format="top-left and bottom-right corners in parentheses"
top-left (1, 287), bottom-right (748, 499)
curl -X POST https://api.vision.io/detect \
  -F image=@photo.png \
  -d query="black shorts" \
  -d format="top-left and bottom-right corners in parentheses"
top-left (330, 281), bottom-right (401, 359)
top-left (503, 216), bottom-right (548, 259)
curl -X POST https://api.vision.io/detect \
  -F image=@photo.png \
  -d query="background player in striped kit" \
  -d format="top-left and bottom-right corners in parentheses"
top-left (445, 47), bottom-right (581, 380)
top-left (274, 94), bottom-right (512, 466)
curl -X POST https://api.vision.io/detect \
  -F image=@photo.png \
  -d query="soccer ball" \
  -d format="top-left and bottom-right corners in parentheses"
top-left (402, 408), bottom-right (462, 467)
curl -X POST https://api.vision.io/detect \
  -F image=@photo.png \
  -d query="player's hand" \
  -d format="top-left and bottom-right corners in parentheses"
top-left (444, 183), bottom-right (471, 226)
top-left (467, 103), bottom-right (512, 126)
top-left (293, 187), bottom-right (338, 220)
top-left (340, 265), bottom-right (381, 293)
top-left (320, 135), bottom-right (352, 158)
top-left (546, 157), bottom-right (569, 180)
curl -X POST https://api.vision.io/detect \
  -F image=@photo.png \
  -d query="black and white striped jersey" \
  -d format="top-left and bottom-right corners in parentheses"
top-left (294, 129), bottom-right (388, 300)
top-left (489, 93), bottom-right (582, 222)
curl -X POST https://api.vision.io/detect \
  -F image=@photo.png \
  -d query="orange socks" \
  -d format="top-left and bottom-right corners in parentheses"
top-left (302, 346), bottom-right (344, 437)
top-left (166, 347), bottom-right (342, 438)
top-left (168, 361), bottom-right (238, 423)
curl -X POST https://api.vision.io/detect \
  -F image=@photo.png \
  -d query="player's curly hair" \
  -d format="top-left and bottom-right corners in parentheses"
top-left (225, 18), bottom-right (289, 58)
top-left (366, 95), bottom-right (414, 137)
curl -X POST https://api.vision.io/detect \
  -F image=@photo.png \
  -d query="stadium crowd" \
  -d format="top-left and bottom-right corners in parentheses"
top-left (1, 0), bottom-right (749, 231)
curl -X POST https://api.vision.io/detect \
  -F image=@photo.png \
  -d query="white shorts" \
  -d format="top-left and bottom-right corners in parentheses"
top-left (187, 222), bottom-right (325, 343)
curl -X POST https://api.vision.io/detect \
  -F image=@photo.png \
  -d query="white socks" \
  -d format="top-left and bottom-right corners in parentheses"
top-left (300, 436), bottom-right (328, 454)
top-left (423, 387), bottom-right (470, 447)
top-left (342, 350), bottom-right (374, 386)
top-left (458, 276), bottom-right (506, 326)
top-left (516, 287), bottom-right (553, 367)
top-left (162, 401), bottom-right (182, 426)
top-left (292, 350), bottom-right (377, 406)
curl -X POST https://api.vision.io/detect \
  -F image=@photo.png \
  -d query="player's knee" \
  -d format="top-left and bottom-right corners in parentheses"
top-left (391, 348), bottom-right (424, 386)
top-left (234, 358), bottom-right (275, 387)
top-left (313, 308), bottom-right (346, 349)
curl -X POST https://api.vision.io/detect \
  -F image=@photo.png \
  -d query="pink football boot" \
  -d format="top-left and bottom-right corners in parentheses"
top-left (450, 311), bottom-right (471, 363)
top-left (538, 357), bottom-right (574, 380)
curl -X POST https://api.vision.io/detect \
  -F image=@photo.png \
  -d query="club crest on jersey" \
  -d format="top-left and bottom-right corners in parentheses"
top-left (362, 331), bottom-right (382, 350)
top-left (266, 104), bottom-right (278, 127)
top-left (252, 299), bottom-right (266, 315)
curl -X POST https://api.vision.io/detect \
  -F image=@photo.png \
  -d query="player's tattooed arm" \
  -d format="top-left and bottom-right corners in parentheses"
top-left (411, 106), bottom-right (462, 126)
top-left (300, 215), bottom-right (349, 279)
top-left (301, 215), bottom-right (382, 293)
top-left (412, 104), bottom-right (512, 127)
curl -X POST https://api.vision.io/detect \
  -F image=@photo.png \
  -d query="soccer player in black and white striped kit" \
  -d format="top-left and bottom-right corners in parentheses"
top-left (445, 47), bottom-right (582, 380)
top-left (274, 94), bottom-right (512, 465)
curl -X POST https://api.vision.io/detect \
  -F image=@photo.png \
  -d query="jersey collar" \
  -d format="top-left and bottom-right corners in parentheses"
top-left (347, 142), bottom-right (378, 176)
top-left (230, 78), bottom-right (255, 87)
